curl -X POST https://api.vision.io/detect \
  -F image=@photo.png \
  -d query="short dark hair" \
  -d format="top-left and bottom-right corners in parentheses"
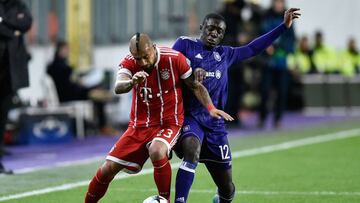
top-left (202, 13), bottom-right (225, 25)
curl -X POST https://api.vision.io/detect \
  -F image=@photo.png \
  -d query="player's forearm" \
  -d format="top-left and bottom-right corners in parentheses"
top-left (114, 80), bottom-right (133, 94)
top-left (191, 83), bottom-right (214, 110)
top-left (247, 23), bottom-right (287, 55)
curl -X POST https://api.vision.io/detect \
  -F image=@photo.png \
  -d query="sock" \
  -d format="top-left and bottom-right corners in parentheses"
top-left (152, 157), bottom-right (172, 201)
top-left (85, 168), bottom-right (113, 203)
top-left (174, 160), bottom-right (197, 203)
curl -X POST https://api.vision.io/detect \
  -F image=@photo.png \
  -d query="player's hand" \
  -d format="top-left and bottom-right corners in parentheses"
top-left (194, 68), bottom-right (206, 83)
top-left (283, 8), bottom-right (301, 28)
top-left (132, 71), bottom-right (148, 85)
top-left (209, 109), bottom-right (234, 121)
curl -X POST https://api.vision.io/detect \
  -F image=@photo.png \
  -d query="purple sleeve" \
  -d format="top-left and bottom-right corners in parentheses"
top-left (229, 23), bottom-right (287, 64)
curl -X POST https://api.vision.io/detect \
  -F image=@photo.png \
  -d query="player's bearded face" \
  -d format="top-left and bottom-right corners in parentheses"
top-left (201, 19), bottom-right (226, 48)
top-left (133, 46), bottom-right (157, 70)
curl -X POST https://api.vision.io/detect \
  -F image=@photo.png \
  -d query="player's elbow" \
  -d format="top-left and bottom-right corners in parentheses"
top-left (114, 82), bottom-right (128, 94)
top-left (114, 86), bottom-right (122, 94)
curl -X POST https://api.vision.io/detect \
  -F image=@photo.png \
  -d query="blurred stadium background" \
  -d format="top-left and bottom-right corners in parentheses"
top-left (1, 0), bottom-right (360, 202)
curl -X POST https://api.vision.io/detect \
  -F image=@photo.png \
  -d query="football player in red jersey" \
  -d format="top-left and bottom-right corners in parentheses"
top-left (84, 33), bottom-right (233, 203)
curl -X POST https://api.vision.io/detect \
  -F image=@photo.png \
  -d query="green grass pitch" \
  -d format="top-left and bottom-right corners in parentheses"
top-left (1, 119), bottom-right (360, 203)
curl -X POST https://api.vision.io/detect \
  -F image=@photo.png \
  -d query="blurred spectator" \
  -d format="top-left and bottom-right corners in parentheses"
top-left (258, 0), bottom-right (296, 129)
top-left (287, 36), bottom-right (316, 75)
top-left (220, 0), bottom-right (245, 46)
top-left (338, 38), bottom-right (360, 77)
top-left (287, 36), bottom-right (315, 111)
top-left (240, 0), bottom-right (264, 37)
top-left (0, 0), bottom-right (32, 174)
top-left (220, 0), bottom-right (245, 126)
top-left (312, 31), bottom-right (338, 74)
top-left (47, 41), bottom-right (117, 135)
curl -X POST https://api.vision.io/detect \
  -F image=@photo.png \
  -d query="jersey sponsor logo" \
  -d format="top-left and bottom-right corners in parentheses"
top-left (195, 53), bottom-right (203, 59)
top-left (213, 51), bottom-right (221, 61)
top-left (205, 70), bottom-right (222, 79)
top-left (160, 68), bottom-right (170, 80)
top-left (139, 87), bottom-right (153, 102)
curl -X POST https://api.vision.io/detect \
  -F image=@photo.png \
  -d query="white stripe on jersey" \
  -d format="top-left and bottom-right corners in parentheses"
top-left (169, 128), bottom-right (181, 148)
top-left (133, 86), bottom-right (138, 128)
top-left (125, 55), bottom-right (135, 60)
top-left (156, 65), bottom-right (164, 126)
top-left (118, 66), bottom-right (132, 77)
top-left (169, 57), bottom-right (179, 126)
top-left (161, 53), bottom-right (178, 57)
top-left (145, 79), bottom-right (150, 127)
top-left (159, 47), bottom-right (179, 54)
top-left (181, 68), bottom-right (192, 79)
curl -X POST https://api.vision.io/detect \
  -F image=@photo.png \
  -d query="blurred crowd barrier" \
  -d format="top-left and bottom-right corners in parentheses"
top-left (302, 74), bottom-right (360, 115)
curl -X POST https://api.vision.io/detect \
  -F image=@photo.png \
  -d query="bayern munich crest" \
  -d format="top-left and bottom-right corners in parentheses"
top-left (160, 69), bottom-right (170, 80)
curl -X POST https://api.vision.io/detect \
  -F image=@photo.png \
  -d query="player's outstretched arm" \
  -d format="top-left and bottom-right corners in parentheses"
top-left (233, 8), bottom-right (301, 61)
top-left (183, 74), bottom-right (234, 121)
top-left (114, 71), bottom-right (148, 94)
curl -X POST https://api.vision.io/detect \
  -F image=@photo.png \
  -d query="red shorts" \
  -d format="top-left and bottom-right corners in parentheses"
top-left (106, 125), bottom-right (181, 174)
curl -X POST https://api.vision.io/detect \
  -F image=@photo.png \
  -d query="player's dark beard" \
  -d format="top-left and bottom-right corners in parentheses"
top-left (143, 51), bottom-right (157, 73)
top-left (143, 65), bottom-right (154, 74)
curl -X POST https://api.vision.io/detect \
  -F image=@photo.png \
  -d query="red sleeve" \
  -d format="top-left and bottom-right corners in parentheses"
top-left (177, 52), bottom-right (192, 79)
top-left (118, 55), bottom-right (136, 77)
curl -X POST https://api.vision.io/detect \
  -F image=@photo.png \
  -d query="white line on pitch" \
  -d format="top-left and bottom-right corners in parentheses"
top-left (114, 188), bottom-right (360, 197)
top-left (0, 128), bottom-right (359, 202)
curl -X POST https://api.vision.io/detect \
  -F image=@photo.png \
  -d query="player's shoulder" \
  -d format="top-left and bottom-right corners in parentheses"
top-left (119, 54), bottom-right (137, 71)
top-left (121, 54), bottom-right (136, 65)
top-left (158, 46), bottom-right (187, 60)
top-left (176, 36), bottom-right (198, 44)
top-left (158, 46), bottom-right (180, 55)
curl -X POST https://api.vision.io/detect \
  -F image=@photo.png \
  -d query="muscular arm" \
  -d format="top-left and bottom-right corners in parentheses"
top-left (183, 74), bottom-right (233, 120)
top-left (114, 73), bottom-right (133, 94)
top-left (233, 8), bottom-right (300, 62)
top-left (183, 74), bottom-right (213, 108)
top-left (233, 23), bottom-right (287, 61)
top-left (114, 69), bottom-right (148, 94)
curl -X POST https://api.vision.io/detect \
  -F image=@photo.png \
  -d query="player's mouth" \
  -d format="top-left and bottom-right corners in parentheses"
top-left (207, 37), bottom-right (217, 46)
top-left (142, 65), bottom-right (154, 72)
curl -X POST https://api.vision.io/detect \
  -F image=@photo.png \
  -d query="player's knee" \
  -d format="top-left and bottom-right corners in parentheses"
top-left (148, 140), bottom-right (168, 161)
top-left (182, 136), bottom-right (201, 163)
top-left (218, 181), bottom-right (235, 200)
top-left (100, 161), bottom-right (122, 181)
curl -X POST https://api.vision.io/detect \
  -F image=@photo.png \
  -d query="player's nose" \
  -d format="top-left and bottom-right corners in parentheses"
top-left (138, 59), bottom-right (147, 66)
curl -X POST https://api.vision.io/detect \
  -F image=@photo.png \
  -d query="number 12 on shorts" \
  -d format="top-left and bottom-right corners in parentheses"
top-left (219, 144), bottom-right (230, 160)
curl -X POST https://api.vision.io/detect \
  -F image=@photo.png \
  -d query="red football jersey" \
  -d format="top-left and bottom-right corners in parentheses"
top-left (118, 47), bottom-right (192, 128)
